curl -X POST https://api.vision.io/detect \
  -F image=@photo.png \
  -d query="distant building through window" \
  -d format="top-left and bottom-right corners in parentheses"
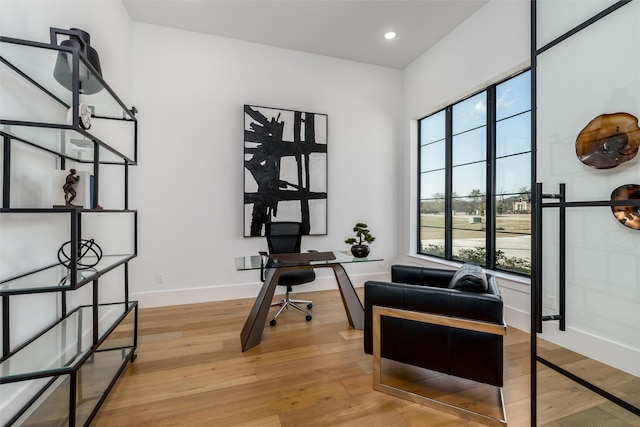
top-left (418, 70), bottom-right (532, 275)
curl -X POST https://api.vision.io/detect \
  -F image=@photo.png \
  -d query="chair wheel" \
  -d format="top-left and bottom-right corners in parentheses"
top-left (270, 319), bottom-right (277, 326)
top-left (305, 315), bottom-right (312, 321)
top-left (307, 303), bottom-right (313, 309)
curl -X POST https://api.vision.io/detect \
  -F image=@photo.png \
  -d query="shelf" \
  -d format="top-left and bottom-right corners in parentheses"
top-left (1, 35), bottom-right (137, 164)
top-left (0, 36), bottom-right (135, 121)
top-left (0, 254), bottom-right (136, 295)
top-left (0, 123), bottom-right (135, 165)
top-left (0, 302), bottom-right (136, 384)
top-left (0, 207), bottom-right (137, 214)
top-left (9, 347), bottom-right (134, 426)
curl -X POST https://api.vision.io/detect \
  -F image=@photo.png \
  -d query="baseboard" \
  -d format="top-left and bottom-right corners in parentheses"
top-left (539, 321), bottom-right (640, 377)
top-left (504, 305), bottom-right (530, 333)
top-left (132, 271), bottom-right (390, 309)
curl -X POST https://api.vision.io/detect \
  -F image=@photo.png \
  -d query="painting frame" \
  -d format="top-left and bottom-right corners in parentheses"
top-left (243, 105), bottom-right (328, 237)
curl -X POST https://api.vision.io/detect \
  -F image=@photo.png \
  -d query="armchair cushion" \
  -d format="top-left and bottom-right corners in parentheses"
top-left (448, 262), bottom-right (488, 293)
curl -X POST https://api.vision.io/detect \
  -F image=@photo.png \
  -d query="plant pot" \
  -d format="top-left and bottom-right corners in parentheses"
top-left (350, 244), bottom-right (370, 258)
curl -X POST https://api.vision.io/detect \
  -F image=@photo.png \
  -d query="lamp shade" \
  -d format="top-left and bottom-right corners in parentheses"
top-left (51, 27), bottom-right (103, 95)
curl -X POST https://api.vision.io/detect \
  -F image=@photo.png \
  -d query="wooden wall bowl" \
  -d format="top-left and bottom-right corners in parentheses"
top-left (611, 184), bottom-right (640, 230)
top-left (576, 113), bottom-right (640, 169)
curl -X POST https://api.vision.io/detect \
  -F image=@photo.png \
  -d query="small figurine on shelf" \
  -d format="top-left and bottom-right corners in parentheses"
top-left (63, 168), bottom-right (80, 205)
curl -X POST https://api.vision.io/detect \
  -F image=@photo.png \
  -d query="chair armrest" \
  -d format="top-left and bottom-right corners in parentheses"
top-left (373, 305), bottom-right (506, 343)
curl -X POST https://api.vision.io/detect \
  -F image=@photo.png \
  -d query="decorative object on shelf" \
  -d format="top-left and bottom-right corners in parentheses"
top-left (67, 103), bottom-right (92, 129)
top-left (51, 27), bottom-right (103, 94)
top-left (53, 169), bottom-right (93, 208)
top-left (57, 238), bottom-right (103, 270)
top-left (63, 168), bottom-right (80, 205)
top-left (575, 112), bottom-right (640, 169)
top-left (243, 105), bottom-right (328, 237)
top-left (611, 184), bottom-right (640, 230)
top-left (345, 222), bottom-right (376, 258)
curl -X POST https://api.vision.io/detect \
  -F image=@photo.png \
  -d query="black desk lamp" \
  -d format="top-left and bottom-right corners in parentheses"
top-left (51, 27), bottom-right (103, 95)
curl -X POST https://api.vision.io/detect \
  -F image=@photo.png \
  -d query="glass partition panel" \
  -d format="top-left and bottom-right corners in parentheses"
top-left (535, 0), bottom-right (640, 421)
top-left (536, 0), bottom-right (619, 49)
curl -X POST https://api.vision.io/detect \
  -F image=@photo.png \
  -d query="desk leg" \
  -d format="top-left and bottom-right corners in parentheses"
top-left (330, 264), bottom-right (364, 329)
top-left (241, 264), bottom-right (364, 351)
top-left (240, 267), bottom-right (281, 352)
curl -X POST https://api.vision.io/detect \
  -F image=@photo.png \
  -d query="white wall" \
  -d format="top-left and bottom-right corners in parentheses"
top-left (399, 0), bottom-right (532, 332)
top-left (128, 23), bottom-right (401, 307)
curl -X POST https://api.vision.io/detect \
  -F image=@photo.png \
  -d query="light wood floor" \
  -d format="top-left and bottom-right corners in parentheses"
top-left (91, 289), bottom-right (639, 426)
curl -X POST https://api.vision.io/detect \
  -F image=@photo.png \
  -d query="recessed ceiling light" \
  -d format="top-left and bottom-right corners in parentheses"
top-left (384, 31), bottom-right (396, 40)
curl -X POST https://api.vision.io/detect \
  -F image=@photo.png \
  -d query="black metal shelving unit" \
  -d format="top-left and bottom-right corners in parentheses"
top-left (0, 33), bottom-right (138, 426)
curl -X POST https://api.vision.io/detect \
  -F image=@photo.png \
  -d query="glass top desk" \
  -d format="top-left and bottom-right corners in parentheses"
top-left (235, 250), bottom-right (382, 351)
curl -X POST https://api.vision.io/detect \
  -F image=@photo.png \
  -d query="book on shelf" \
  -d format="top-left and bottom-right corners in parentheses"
top-left (52, 170), bottom-right (94, 208)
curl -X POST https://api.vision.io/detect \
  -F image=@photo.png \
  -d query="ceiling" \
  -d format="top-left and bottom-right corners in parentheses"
top-left (122, 0), bottom-right (488, 69)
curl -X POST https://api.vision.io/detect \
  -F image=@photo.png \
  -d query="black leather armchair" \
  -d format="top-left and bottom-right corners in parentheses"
top-left (364, 264), bottom-right (507, 425)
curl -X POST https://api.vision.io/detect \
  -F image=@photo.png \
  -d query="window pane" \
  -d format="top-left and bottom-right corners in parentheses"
top-left (421, 140), bottom-right (445, 172)
top-left (421, 195), bottom-right (445, 257)
top-left (496, 203), bottom-right (531, 274)
top-left (452, 93), bottom-right (486, 134)
top-left (420, 198), bottom-right (445, 215)
top-left (419, 210), bottom-right (445, 257)
top-left (496, 153), bottom-right (531, 195)
top-left (452, 195), bottom-right (486, 216)
top-left (452, 228), bottom-right (486, 264)
top-left (496, 71), bottom-right (531, 121)
top-left (452, 162), bottom-right (486, 197)
top-left (496, 112), bottom-right (531, 157)
top-left (452, 127), bottom-right (486, 166)
top-left (420, 110), bottom-right (446, 145)
top-left (420, 170), bottom-right (445, 199)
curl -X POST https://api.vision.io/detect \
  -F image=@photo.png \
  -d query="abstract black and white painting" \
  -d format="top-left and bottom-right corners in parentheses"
top-left (244, 105), bottom-right (327, 237)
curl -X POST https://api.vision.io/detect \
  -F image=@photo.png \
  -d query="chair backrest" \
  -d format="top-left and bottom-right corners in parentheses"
top-left (265, 222), bottom-right (303, 254)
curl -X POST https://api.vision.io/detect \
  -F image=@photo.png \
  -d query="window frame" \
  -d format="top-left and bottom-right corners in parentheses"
top-left (417, 69), bottom-right (532, 276)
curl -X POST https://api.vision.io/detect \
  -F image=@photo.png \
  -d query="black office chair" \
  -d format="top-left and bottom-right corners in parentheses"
top-left (261, 221), bottom-right (315, 326)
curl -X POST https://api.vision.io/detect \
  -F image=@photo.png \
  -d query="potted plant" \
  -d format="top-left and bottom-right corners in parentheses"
top-left (345, 222), bottom-right (376, 258)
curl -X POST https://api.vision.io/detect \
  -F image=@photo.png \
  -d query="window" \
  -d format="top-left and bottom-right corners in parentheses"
top-left (418, 71), bottom-right (531, 275)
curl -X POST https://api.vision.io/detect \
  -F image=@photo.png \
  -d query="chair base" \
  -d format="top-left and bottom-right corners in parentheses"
top-left (374, 371), bottom-right (507, 427)
top-left (270, 291), bottom-right (312, 325)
